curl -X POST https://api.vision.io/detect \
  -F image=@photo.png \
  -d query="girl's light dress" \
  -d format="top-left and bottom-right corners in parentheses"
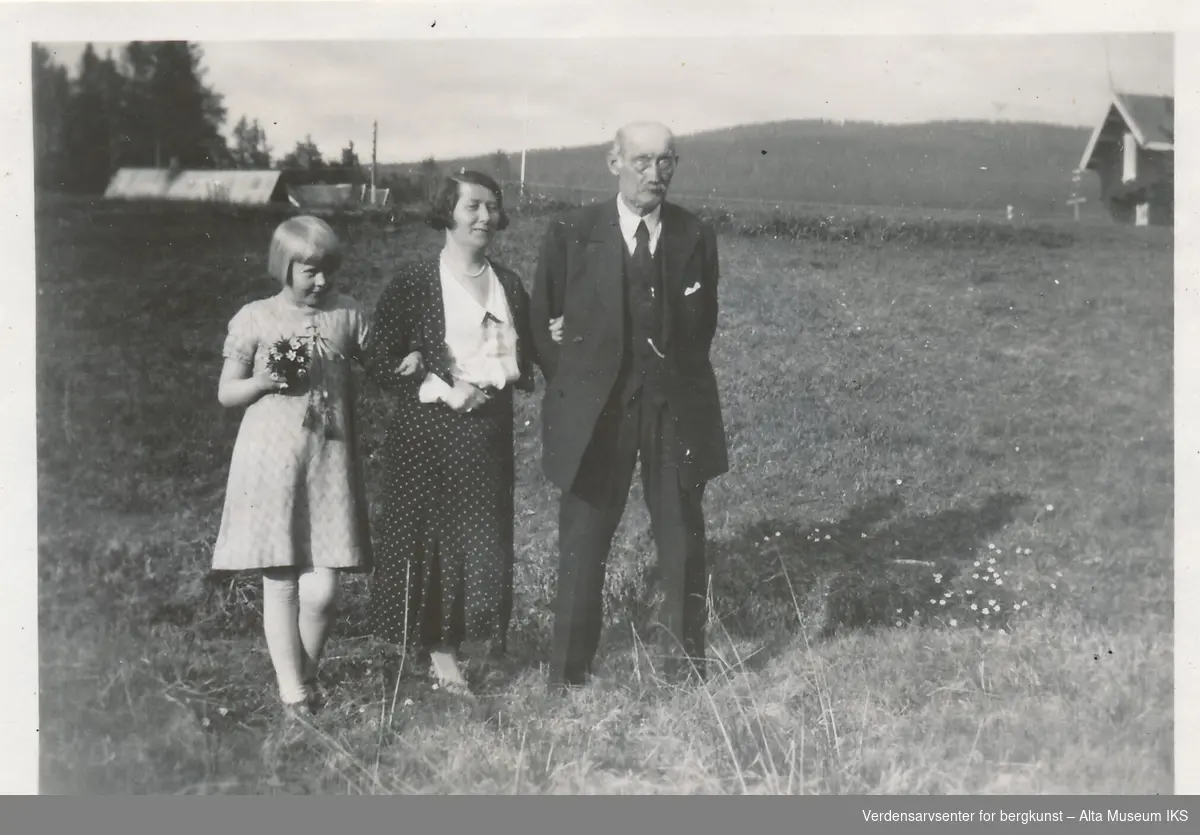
top-left (212, 292), bottom-right (373, 573)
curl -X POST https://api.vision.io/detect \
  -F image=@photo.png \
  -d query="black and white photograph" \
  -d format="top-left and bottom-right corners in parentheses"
top-left (2, 0), bottom-right (1194, 798)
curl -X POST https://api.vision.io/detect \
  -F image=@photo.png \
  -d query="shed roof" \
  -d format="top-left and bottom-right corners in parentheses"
top-left (164, 170), bottom-right (284, 204)
top-left (1079, 92), bottom-right (1174, 171)
top-left (104, 168), bottom-right (175, 199)
top-left (287, 184), bottom-right (357, 210)
top-left (104, 168), bottom-right (285, 204)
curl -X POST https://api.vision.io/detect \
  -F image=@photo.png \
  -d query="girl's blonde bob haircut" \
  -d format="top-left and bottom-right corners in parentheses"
top-left (267, 215), bottom-right (343, 285)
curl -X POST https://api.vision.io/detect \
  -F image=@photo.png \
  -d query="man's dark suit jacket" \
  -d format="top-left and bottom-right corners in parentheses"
top-left (530, 197), bottom-right (729, 491)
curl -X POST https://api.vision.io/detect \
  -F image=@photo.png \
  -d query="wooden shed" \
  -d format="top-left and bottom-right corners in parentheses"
top-left (104, 167), bottom-right (289, 205)
top-left (1078, 92), bottom-right (1174, 226)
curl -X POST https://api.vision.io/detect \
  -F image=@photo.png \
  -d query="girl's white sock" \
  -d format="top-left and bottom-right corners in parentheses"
top-left (297, 567), bottom-right (340, 684)
top-left (262, 567), bottom-right (339, 705)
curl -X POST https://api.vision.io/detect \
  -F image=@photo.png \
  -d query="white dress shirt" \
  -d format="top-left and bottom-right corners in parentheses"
top-left (616, 195), bottom-right (662, 256)
top-left (419, 258), bottom-right (520, 406)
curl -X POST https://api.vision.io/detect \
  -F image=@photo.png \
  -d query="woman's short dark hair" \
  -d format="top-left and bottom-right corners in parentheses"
top-left (426, 170), bottom-right (510, 232)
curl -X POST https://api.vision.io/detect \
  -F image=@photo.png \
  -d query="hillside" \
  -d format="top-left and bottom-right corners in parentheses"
top-left (380, 119), bottom-right (1103, 219)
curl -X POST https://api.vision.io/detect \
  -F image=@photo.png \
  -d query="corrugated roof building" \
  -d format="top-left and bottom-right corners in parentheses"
top-left (104, 168), bottom-right (288, 205)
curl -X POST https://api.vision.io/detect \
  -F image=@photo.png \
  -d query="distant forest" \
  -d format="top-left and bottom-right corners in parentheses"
top-left (32, 42), bottom-right (372, 194)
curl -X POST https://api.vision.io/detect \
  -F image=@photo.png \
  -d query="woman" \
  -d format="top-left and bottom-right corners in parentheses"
top-left (366, 170), bottom-right (543, 694)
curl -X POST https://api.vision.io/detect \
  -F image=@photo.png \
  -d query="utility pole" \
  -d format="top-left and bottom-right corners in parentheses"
top-left (519, 90), bottom-right (529, 204)
top-left (519, 149), bottom-right (527, 204)
top-left (371, 120), bottom-right (378, 206)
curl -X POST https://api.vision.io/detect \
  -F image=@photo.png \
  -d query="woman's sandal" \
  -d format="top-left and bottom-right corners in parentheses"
top-left (429, 652), bottom-right (475, 699)
top-left (431, 674), bottom-right (474, 698)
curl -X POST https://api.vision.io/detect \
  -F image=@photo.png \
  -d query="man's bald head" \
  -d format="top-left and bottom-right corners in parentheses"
top-left (607, 121), bottom-right (679, 215)
top-left (611, 121), bottom-right (676, 157)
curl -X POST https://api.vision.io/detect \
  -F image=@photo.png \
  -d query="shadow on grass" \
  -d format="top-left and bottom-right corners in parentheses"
top-left (707, 490), bottom-right (1027, 671)
top-left (171, 489), bottom-right (1025, 695)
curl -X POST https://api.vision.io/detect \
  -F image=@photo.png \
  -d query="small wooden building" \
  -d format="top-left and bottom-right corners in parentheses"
top-left (104, 167), bottom-right (289, 205)
top-left (1078, 92), bottom-right (1174, 226)
top-left (103, 165), bottom-right (373, 208)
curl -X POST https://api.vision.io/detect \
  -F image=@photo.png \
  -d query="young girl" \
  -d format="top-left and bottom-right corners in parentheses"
top-left (213, 215), bottom-right (372, 717)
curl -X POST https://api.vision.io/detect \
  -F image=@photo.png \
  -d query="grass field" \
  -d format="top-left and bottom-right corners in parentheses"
top-left (35, 196), bottom-right (1172, 794)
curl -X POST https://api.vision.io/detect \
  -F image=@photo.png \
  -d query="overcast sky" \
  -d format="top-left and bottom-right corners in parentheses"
top-left (42, 31), bottom-right (1173, 165)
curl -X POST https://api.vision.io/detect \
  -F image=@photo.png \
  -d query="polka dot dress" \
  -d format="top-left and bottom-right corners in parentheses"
top-left (366, 260), bottom-right (530, 654)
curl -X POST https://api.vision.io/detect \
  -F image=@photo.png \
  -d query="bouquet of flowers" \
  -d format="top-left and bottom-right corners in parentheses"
top-left (266, 335), bottom-right (312, 391)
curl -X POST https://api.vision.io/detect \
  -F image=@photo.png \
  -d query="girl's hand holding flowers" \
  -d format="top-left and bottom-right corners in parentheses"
top-left (266, 335), bottom-right (313, 392)
top-left (255, 369), bottom-right (289, 394)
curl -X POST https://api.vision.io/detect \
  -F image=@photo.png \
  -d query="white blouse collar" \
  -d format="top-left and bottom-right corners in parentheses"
top-left (439, 256), bottom-right (510, 323)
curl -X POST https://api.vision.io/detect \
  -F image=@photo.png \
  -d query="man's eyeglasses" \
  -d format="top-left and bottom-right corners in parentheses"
top-left (628, 154), bottom-right (678, 174)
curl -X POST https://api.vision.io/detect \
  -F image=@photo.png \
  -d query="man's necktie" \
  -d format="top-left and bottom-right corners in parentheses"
top-left (634, 220), bottom-right (654, 297)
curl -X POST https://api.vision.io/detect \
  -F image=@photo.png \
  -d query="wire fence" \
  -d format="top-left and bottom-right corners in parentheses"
top-left (74, 170), bottom-right (1123, 231)
top-left (501, 179), bottom-right (1112, 227)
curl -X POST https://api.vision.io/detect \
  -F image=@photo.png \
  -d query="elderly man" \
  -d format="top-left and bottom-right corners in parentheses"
top-left (530, 121), bottom-right (729, 688)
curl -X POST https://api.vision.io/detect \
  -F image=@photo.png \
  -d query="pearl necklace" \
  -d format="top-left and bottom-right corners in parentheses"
top-left (441, 252), bottom-right (491, 310)
top-left (441, 250), bottom-right (487, 278)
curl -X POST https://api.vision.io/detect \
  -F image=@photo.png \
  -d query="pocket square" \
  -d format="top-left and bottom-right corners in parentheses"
top-left (684, 282), bottom-right (702, 296)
